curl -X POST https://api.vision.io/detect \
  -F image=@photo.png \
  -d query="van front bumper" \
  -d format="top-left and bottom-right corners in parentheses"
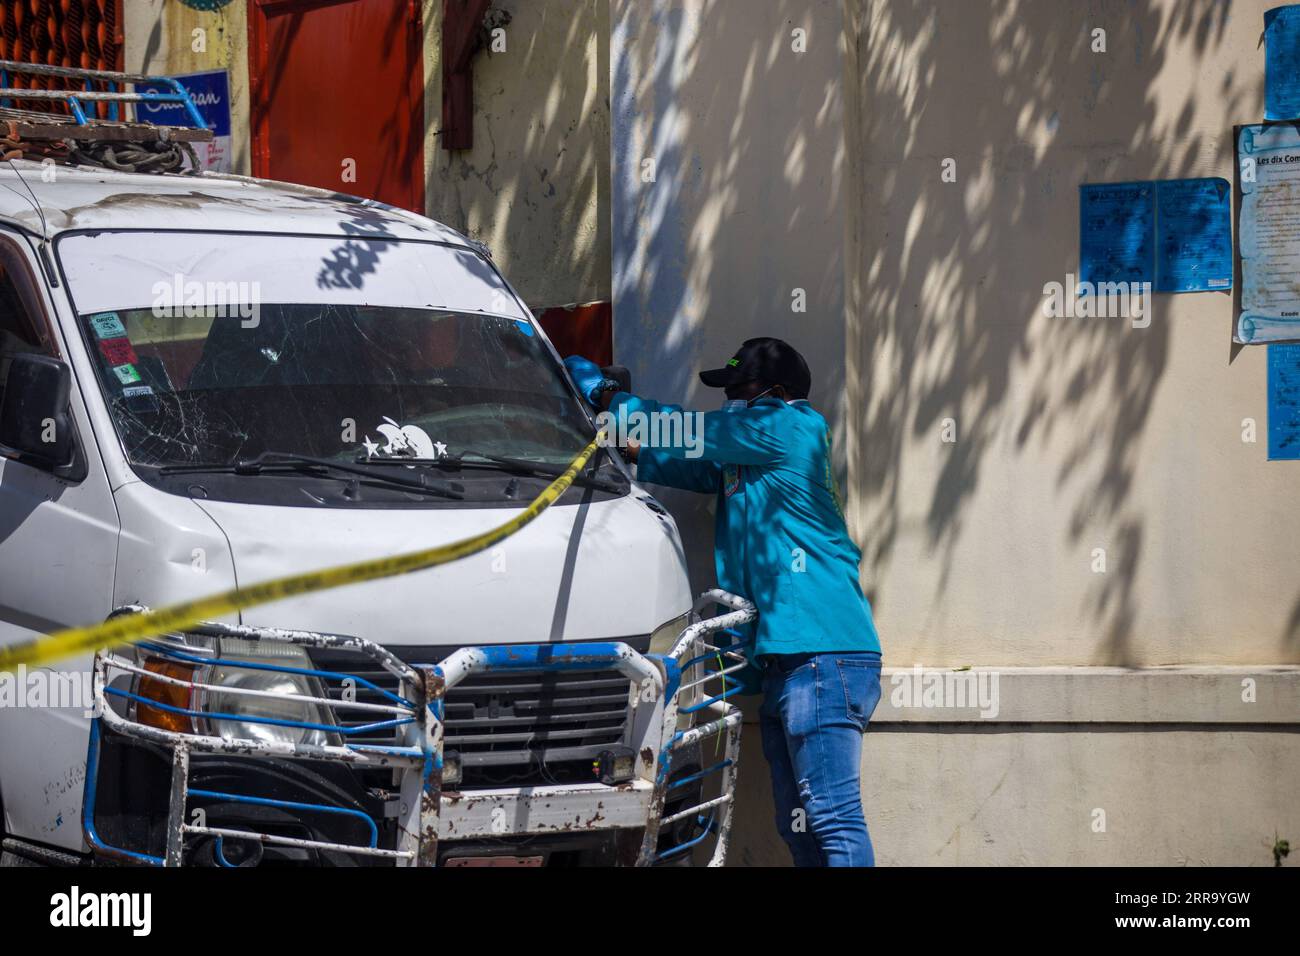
top-left (85, 590), bottom-right (756, 867)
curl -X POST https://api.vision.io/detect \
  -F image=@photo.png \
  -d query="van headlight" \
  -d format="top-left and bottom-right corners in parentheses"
top-left (201, 639), bottom-right (339, 748)
top-left (649, 611), bottom-right (692, 657)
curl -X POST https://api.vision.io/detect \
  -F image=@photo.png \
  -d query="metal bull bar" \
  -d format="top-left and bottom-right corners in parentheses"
top-left (85, 590), bottom-right (756, 866)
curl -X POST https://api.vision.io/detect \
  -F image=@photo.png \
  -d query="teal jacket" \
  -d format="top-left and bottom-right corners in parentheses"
top-left (609, 392), bottom-right (881, 659)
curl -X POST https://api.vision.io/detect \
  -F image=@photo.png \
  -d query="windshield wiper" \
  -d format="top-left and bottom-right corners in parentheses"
top-left (158, 452), bottom-right (465, 500)
top-left (357, 447), bottom-right (626, 494)
top-left (455, 450), bottom-right (627, 494)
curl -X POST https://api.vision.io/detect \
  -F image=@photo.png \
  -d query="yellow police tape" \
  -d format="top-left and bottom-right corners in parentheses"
top-left (0, 434), bottom-right (605, 672)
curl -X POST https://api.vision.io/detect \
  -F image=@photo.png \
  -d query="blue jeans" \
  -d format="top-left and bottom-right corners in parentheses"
top-left (758, 650), bottom-right (882, 866)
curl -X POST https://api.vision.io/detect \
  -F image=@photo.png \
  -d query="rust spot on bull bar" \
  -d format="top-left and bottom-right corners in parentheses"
top-left (583, 801), bottom-right (606, 828)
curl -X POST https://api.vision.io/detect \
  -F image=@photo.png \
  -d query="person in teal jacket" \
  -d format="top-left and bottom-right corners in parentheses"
top-left (564, 338), bottom-right (884, 867)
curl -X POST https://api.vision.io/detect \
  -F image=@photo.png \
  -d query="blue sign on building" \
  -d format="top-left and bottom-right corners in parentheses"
top-left (134, 69), bottom-right (231, 137)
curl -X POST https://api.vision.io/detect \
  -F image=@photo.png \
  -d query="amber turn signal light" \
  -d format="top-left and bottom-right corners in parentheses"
top-left (136, 657), bottom-right (198, 734)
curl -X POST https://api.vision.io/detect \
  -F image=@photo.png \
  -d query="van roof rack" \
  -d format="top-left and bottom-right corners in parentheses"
top-left (0, 59), bottom-right (212, 174)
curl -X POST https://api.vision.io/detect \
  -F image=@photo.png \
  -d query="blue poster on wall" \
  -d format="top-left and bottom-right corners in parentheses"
top-left (1079, 182), bottom-right (1155, 286)
top-left (1268, 342), bottom-right (1300, 460)
top-left (1080, 178), bottom-right (1232, 292)
top-left (1265, 4), bottom-right (1300, 121)
top-left (1154, 178), bottom-right (1233, 293)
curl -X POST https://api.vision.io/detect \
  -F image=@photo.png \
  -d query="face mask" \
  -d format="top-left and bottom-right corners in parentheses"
top-left (722, 385), bottom-right (778, 411)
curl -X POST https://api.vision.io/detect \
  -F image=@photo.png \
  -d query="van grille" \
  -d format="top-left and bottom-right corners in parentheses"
top-left (310, 642), bottom-right (644, 789)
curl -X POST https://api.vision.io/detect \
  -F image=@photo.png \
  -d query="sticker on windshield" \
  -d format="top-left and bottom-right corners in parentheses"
top-left (112, 364), bottom-right (142, 385)
top-left (360, 417), bottom-right (447, 460)
top-left (89, 312), bottom-right (127, 339)
top-left (99, 337), bottom-right (139, 367)
top-left (122, 384), bottom-right (154, 398)
top-left (514, 319), bottom-right (534, 337)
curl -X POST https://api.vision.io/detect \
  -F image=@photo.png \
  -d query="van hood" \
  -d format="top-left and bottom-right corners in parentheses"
top-left (189, 491), bottom-right (692, 647)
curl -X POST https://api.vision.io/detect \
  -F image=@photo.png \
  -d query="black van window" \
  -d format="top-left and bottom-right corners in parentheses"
top-left (0, 236), bottom-right (57, 411)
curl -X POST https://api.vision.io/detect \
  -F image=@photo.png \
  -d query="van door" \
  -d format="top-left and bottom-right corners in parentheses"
top-left (0, 229), bottom-right (119, 852)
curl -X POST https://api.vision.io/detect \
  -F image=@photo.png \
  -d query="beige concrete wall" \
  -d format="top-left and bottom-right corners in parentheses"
top-left (422, 0), bottom-right (612, 307)
top-left (845, 0), bottom-right (1300, 668)
top-left (123, 0), bottom-right (251, 175)
top-left (609, 0), bottom-right (850, 588)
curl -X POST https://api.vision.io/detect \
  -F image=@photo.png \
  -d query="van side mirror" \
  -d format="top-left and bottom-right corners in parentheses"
top-left (0, 353), bottom-right (76, 471)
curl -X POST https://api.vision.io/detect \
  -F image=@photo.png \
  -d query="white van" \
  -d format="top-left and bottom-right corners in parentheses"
top-left (0, 162), bottom-right (751, 867)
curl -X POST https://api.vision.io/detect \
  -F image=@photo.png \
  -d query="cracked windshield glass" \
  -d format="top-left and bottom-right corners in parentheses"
top-left (58, 232), bottom-right (596, 488)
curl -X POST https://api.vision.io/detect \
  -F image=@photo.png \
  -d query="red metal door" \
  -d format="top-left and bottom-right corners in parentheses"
top-left (248, 0), bottom-right (424, 212)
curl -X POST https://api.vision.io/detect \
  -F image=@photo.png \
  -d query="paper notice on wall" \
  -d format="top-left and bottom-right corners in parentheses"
top-left (133, 69), bottom-right (232, 174)
top-left (1079, 178), bottom-right (1232, 292)
top-left (1153, 178), bottom-right (1233, 292)
top-left (1236, 123), bottom-right (1300, 344)
top-left (1268, 342), bottom-right (1300, 460)
top-left (1079, 182), bottom-right (1155, 286)
top-left (1265, 4), bottom-right (1300, 121)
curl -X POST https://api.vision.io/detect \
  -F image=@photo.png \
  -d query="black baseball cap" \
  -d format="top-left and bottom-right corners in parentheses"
top-left (698, 337), bottom-right (812, 399)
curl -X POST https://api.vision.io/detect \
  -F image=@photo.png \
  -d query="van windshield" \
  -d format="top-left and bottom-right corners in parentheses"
top-left (57, 233), bottom-right (596, 474)
top-left (73, 305), bottom-right (594, 469)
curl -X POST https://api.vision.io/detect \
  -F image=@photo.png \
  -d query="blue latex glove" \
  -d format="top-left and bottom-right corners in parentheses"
top-left (563, 355), bottom-right (615, 407)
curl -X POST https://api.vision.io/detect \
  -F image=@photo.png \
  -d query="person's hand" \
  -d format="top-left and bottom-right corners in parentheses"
top-left (623, 436), bottom-right (641, 462)
top-left (563, 355), bottom-right (611, 407)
